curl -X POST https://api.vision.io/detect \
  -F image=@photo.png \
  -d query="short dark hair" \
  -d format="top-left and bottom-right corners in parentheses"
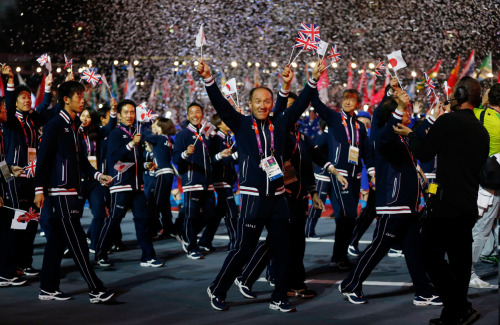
top-left (14, 85), bottom-right (32, 101)
top-left (249, 87), bottom-right (274, 101)
top-left (342, 89), bottom-right (361, 103)
top-left (117, 99), bottom-right (137, 114)
top-left (155, 117), bottom-right (175, 135)
top-left (211, 114), bottom-right (222, 127)
top-left (187, 102), bottom-right (203, 114)
top-left (378, 97), bottom-right (398, 127)
top-left (319, 118), bottom-right (327, 131)
top-left (97, 104), bottom-right (111, 121)
top-left (455, 76), bottom-right (481, 108)
top-left (57, 81), bottom-right (84, 105)
top-left (488, 83), bottom-right (500, 106)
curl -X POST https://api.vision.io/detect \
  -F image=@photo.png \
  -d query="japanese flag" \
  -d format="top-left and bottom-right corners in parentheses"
top-left (11, 209), bottom-right (28, 230)
top-left (136, 102), bottom-right (149, 122)
top-left (195, 24), bottom-right (206, 47)
top-left (222, 78), bottom-right (237, 96)
top-left (113, 161), bottom-right (135, 173)
top-left (316, 40), bottom-right (329, 56)
top-left (387, 50), bottom-right (407, 71)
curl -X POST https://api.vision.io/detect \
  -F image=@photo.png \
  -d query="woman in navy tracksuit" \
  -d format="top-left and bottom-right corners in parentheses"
top-left (305, 119), bottom-right (333, 238)
top-left (3, 69), bottom-right (55, 276)
top-left (198, 114), bottom-right (239, 251)
top-left (78, 107), bottom-right (116, 252)
top-left (143, 117), bottom-right (177, 238)
top-left (339, 89), bottom-right (439, 305)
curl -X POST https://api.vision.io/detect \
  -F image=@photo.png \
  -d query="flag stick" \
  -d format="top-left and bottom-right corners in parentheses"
top-left (201, 46), bottom-right (203, 62)
top-left (111, 172), bottom-right (121, 180)
top-left (229, 94), bottom-right (236, 106)
top-left (291, 49), bottom-right (303, 65)
top-left (287, 48), bottom-right (295, 66)
top-left (235, 91), bottom-right (240, 108)
top-left (394, 70), bottom-right (404, 89)
top-left (1, 206), bottom-right (25, 213)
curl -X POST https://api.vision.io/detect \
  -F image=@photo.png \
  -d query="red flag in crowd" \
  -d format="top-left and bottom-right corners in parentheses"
top-left (446, 55), bottom-right (461, 96)
top-left (459, 50), bottom-right (475, 79)
top-left (427, 59), bottom-right (442, 78)
top-left (34, 74), bottom-right (45, 107)
top-left (0, 72), bottom-right (4, 97)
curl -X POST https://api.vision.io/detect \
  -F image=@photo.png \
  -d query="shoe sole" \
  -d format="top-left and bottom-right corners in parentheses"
top-left (0, 280), bottom-right (27, 287)
top-left (339, 284), bottom-right (366, 304)
top-left (39, 295), bottom-right (72, 301)
top-left (413, 301), bottom-right (443, 306)
top-left (140, 262), bottom-right (164, 267)
top-left (187, 255), bottom-right (204, 260)
top-left (207, 287), bottom-right (228, 311)
top-left (461, 311), bottom-right (481, 325)
top-left (287, 291), bottom-right (315, 298)
top-left (269, 304), bottom-right (296, 312)
top-left (234, 280), bottom-right (257, 299)
top-left (98, 263), bottom-right (112, 267)
top-left (90, 292), bottom-right (115, 304)
top-left (23, 272), bottom-right (39, 277)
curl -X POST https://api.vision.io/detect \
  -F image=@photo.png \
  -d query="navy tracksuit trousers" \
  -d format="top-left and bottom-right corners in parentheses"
top-left (305, 178), bottom-right (332, 237)
top-left (40, 195), bottom-right (105, 292)
top-left (210, 194), bottom-right (291, 302)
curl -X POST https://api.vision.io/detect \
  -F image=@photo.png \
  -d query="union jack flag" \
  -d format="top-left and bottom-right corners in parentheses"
top-left (63, 54), bottom-right (73, 69)
top-left (81, 67), bottom-right (101, 86)
top-left (327, 45), bottom-right (342, 63)
top-left (299, 23), bottom-right (320, 43)
top-left (293, 32), bottom-right (318, 52)
top-left (423, 72), bottom-right (436, 97)
top-left (374, 58), bottom-right (386, 77)
top-left (37, 54), bottom-right (49, 66)
top-left (25, 159), bottom-right (37, 178)
top-left (18, 207), bottom-right (40, 223)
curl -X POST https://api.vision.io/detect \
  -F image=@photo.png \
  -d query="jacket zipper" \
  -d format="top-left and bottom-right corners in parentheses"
top-left (261, 120), bottom-right (269, 195)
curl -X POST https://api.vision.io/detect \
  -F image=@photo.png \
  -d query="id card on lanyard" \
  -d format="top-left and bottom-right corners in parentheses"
top-left (253, 118), bottom-right (283, 181)
top-left (27, 148), bottom-right (36, 164)
top-left (88, 156), bottom-right (98, 170)
top-left (342, 115), bottom-right (359, 165)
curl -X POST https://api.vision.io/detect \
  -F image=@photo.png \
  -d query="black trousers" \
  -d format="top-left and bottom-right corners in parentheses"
top-left (6, 177), bottom-right (38, 269)
top-left (350, 187), bottom-right (376, 248)
top-left (210, 194), bottom-right (291, 301)
top-left (40, 195), bottom-right (105, 292)
top-left (183, 190), bottom-right (216, 252)
top-left (342, 214), bottom-right (434, 297)
top-left (305, 178), bottom-right (332, 237)
top-left (420, 216), bottom-right (475, 323)
top-left (238, 196), bottom-right (309, 290)
top-left (0, 208), bottom-right (16, 278)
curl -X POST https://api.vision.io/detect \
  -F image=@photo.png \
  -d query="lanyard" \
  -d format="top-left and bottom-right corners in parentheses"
top-left (82, 131), bottom-right (96, 156)
top-left (188, 125), bottom-right (209, 153)
top-left (291, 132), bottom-right (300, 155)
top-left (17, 116), bottom-right (35, 148)
top-left (0, 130), bottom-right (5, 155)
top-left (252, 118), bottom-right (274, 156)
top-left (163, 135), bottom-right (172, 149)
top-left (119, 125), bottom-right (134, 138)
top-left (342, 115), bottom-right (359, 146)
top-left (399, 135), bottom-right (417, 167)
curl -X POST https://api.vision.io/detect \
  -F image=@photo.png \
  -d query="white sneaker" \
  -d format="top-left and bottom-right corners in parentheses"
top-left (469, 276), bottom-right (490, 288)
top-left (387, 248), bottom-right (404, 257)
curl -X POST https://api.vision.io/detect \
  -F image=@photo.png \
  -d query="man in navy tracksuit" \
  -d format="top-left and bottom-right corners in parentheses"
top-left (339, 88), bottom-right (439, 306)
top-left (311, 89), bottom-right (375, 269)
top-left (3, 66), bottom-right (55, 276)
top-left (95, 99), bottom-right (162, 268)
top-left (172, 103), bottom-right (216, 259)
top-left (33, 81), bottom-right (114, 303)
top-left (198, 114), bottom-right (239, 251)
top-left (198, 59), bottom-right (325, 312)
top-left (234, 91), bottom-right (341, 300)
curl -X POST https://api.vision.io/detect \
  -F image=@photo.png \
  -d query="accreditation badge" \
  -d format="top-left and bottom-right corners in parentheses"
top-left (0, 161), bottom-right (12, 181)
top-left (27, 148), bottom-right (37, 164)
top-left (88, 155), bottom-right (98, 170)
top-left (348, 146), bottom-right (359, 165)
top-left (283, 160), bottom-right (298, 185)
top-left (260, 156), bottom-right (283, 181)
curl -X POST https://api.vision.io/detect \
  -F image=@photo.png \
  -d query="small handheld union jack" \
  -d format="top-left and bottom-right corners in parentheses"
top-left (374, 58), bottom-right (386, 77)
top-left (293, 32), bottom-right (318, 52)
top-left (299, 23), bottom-right (320, 43)
top-left (327, 45), bottom-right (342, 63)
top-left (423, 72), bottom-right (436, 97)
top-left (63, 54), bottom-right (73, 70)
top-left (18, 207), bottom-right (40, 223)
top-left (37, 54), bottom-right (49, 66)
top-left (81, 67), bottom-right (101, 86)
top-left (146, 109), bottom-right (159, 121)
top-left (25, 159), bottom-right (37, 178)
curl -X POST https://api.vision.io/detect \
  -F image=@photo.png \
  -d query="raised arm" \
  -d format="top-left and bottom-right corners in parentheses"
top-left (197, 60), bottom-right (242, 132)
top-left (272, 65), bottom-right (294, 116)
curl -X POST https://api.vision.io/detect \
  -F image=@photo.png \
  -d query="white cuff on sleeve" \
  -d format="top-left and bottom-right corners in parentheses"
top-left (7, 83), bottom-right (14, 91)
top-left (126, 143), bottom-right (134, 151)
top-left (392, 109), bottom-right (403, 120)
top-left (426, 116), bottom-right (436, 125)
top-left (204, 76), bottom-right (215, 87)
top-left (368, 167), bottom-right (375, 176)
top-left (279, 87), bottom-right (290, 97)
top-left (35, 187), bottom-right (44, 195)
top-left (45, 86), bottom-right (51, 93)
top-left (181, 151), bottom-right (188, 159)
top-left (94, 172), bottom-right (102, 181)
top-left (307, 77), bottom-right (317, 88)
top-left (232, 152), bottom-right (238, 160)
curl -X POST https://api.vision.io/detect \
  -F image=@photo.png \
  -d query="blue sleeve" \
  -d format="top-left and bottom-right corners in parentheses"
top-left (205, 81), bottom-right (242, 133)
top-left (278, 81), bottom-right (316, 129)
top-left (34, 121), bottom-right (57, 189)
